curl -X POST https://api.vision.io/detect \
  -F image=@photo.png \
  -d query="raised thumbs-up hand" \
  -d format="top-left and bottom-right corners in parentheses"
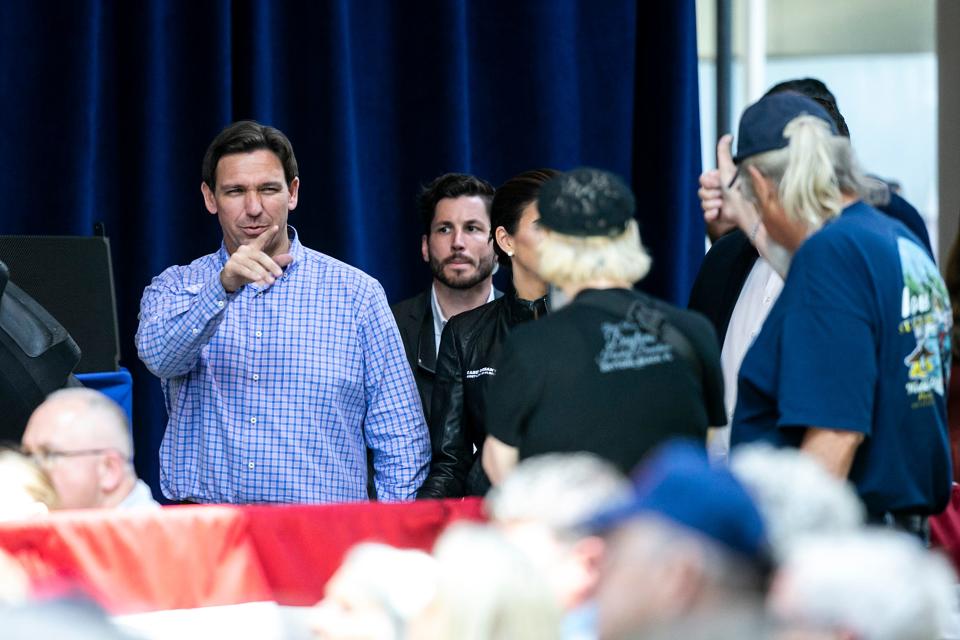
top-left (219, 225), bottom-right (294, 293)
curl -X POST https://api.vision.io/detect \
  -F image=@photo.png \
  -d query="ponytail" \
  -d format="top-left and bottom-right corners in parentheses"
top-left (779, 115), bottom-right (843, 229)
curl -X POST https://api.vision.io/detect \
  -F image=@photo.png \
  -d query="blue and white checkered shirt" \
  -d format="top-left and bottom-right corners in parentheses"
top-left (136, 229), bottom-right (429, 503)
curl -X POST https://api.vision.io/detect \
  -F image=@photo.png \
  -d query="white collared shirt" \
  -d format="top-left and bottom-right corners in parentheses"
top-left (431, 283), bottom-right (496, 355)
top-left (709, 258), bottom-right (784, 463)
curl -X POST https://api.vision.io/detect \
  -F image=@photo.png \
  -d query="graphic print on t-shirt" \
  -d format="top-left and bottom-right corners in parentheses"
top-left (898, 237), bottom-right (951, 406)
top-left (596, 319), bottom-right (673, 373)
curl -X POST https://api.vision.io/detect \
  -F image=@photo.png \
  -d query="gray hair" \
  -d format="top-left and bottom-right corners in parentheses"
top-left (537, 219), bottom-right (651, 289)
top-left (430, 524), bottom-right (562, 640)
top-left (771, 530), bottom-right (957, 640)
top-left (321, 543), bottom-right (438, 638)
top-left (730, 444), bottom-right (864, 560)
top-left (486, 453), bottom-right (630, 538)
top-left (42, 388), bottom-right (132, 459)
top-left (738, 115), bottom-right (870, 231)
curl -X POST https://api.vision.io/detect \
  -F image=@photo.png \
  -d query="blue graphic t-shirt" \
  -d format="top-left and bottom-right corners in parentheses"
top-left (731, 201), bottom-right (952, 515)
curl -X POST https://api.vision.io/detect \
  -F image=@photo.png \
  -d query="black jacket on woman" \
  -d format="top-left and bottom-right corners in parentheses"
top-left (416, 289), bottom-right (548, 498)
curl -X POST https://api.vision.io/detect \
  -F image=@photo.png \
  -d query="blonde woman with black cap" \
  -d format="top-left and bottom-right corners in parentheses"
top-left (482, 168), bottom-right (726, 483)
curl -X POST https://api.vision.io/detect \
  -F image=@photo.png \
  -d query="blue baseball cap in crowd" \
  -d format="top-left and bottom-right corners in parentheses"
top-left (583, 439), bottom-right (768, 560)
top-left (733, 92), bottom-right (839, 164)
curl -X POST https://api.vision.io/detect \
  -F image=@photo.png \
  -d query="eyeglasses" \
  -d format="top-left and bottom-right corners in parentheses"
top-left (21, 448), bottom-right (121, 466)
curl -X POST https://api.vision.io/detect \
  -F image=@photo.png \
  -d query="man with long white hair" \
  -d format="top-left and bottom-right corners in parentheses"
top-left (723, 93), bottom-right (951, 537)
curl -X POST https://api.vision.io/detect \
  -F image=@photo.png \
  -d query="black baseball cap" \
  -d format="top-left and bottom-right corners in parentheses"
top-left (537, 167), bottom-right (635, 237)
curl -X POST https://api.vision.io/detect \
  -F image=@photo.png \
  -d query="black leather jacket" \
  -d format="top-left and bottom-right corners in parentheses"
top-left (417, 289), bottom-right (548, 498)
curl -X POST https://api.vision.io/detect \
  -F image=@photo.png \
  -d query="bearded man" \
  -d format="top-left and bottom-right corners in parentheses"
top-left (391, 173), bottom-right (498, 423)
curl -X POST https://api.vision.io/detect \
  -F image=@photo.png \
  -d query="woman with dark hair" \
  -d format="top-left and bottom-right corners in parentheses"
top-left (416, 168), bottom-right (559, 498)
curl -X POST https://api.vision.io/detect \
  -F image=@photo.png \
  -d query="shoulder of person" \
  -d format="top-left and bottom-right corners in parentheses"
top-left (153, 250), bottom-right (220, 287)
top-left (300, 246), bottom-right (385, 291)
top-left (643, 295), bottom-right (716, 342)
top-left (390, 289), bottom-right (430, 318)
top-left (445, 296), bottom-right (505, 335)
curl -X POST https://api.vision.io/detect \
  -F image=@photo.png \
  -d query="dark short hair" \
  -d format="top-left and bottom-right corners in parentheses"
top-left (416, 173), bottom-right (495, 234)
top-left (764, 78), bottom-right (850, 138)
top-left (202, 120), bottom-right (299, 189)
top-left (491, 168), bottom-right (561, 268)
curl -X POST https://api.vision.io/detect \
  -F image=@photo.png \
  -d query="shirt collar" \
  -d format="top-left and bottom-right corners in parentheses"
top-left (431, 281), bottom-right (496, 326)
top-left (430, 282), bottom-right (496, 354)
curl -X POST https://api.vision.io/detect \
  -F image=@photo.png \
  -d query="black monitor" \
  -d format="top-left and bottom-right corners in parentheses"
top-left (0, 260), bottom-right (81, 443)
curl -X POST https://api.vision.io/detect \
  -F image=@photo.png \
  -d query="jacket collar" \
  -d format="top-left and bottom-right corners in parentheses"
top-left (506, 288), bottom-right (549, 324)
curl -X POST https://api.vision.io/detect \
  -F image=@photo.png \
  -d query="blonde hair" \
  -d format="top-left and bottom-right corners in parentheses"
top-left (0, 449), bottom-right (59, 517)
top-left (739, 114), bottom-right (867, 231)
top-left (537, 219), bottom-right (651, 288)
top-left (429, 524), bottom-right (561, 640)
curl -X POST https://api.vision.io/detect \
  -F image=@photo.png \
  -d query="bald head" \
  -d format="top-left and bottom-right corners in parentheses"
top-left (22, 388), bottom-right (135, 509)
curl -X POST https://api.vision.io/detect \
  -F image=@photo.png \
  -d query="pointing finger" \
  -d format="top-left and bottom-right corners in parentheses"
top-left (251, 225), bottom-right (280, 251)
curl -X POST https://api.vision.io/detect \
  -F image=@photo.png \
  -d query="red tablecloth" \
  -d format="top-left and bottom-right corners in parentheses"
top-left (0, 499), bottom-right (485, 613)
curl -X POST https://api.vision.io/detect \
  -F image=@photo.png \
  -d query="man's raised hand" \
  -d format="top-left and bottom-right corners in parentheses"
top-left (219, 225), bottom-right (294, 293)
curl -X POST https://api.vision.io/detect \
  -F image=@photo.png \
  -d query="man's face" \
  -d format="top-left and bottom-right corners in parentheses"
top-left (597, 520), bottom-right (677, 639)
top-left (201, 149), bottom-right (300, 256)
top-left (421, 196), bottom-right (495, 290)
top-left (21, 406), bottom-right (103, 510)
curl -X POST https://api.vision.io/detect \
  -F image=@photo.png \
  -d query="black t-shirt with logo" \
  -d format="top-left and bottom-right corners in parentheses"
top-left (486, 288), bottom-right (725, 474)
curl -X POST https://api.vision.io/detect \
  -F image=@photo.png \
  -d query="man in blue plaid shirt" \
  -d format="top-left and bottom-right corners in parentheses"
top-left (136, 121), bottom-right (430, 503)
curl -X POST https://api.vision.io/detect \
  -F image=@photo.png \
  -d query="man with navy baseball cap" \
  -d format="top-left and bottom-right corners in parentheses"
top-left (585, 439), bottom-right (771, 640)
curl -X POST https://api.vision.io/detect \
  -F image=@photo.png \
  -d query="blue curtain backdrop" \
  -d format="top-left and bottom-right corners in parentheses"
top-left (0, 0), bottom-right (703, 498)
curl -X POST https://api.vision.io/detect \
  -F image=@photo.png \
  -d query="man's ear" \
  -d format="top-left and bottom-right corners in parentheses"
top-left (421, 235), bottom-right (430, 263)
top-left (287, 176), bottom-right (300, 211)
top-left (98, 451), bottom-right (126, 494)
top-left (746, 165), bottom-right (774, 208)
top-left (201, 182), bottom-right (218, 215)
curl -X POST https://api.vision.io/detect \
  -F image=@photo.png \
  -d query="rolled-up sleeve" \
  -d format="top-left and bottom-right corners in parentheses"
top-left (136, 268), bottom-right (234, 379)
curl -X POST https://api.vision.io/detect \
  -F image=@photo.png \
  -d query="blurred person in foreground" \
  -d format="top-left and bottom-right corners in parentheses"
top-left (769, 530), bottom-right (956, 640)
top-left (482, 168), bottom-right (725, 483)
top-left (721, 93), bottom-right (951, 538)
top-left (0, 449), bottom-right (58, 521)
top-left (420, 169), bottom-right (558, 498)
top-left (730, 444), bottom-right (864, 561)
top-left (20, 388), bottom-right (157, 510)
top-left (310, 543), bottom-right (437, 640)
top-left (585, 440), bottom-right (771, 640)
top-left (409, 523), bottom-right (561, 640)
top-left (485, 453), bottom-right (631, 640)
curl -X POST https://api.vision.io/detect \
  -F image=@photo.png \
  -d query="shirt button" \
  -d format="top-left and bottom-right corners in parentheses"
top-left (216, 300), bottom-right (225, 308)
top-left (252, 374), bottom-right (260, 381)
top-left (763, 296), bottom-right (771, 304)
top-left (255, 330), bottom-right (263, 338)
top-left (250, 417), bottom-right (257, 424)
top-left (192, 328), bottom-right (199, 335)
top-left (248, 462), bottom-right (255, 470)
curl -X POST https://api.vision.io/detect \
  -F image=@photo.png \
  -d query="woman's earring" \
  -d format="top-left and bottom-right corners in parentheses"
top-left (506, 250), bottom-right (514, 257)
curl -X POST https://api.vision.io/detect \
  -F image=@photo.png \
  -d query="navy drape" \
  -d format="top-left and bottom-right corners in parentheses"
top-left (0, 1), bottom-right (703, 497)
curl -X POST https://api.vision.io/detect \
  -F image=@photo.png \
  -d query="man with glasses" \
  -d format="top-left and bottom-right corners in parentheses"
top-left (21, 388), bottom-right (158, 510)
